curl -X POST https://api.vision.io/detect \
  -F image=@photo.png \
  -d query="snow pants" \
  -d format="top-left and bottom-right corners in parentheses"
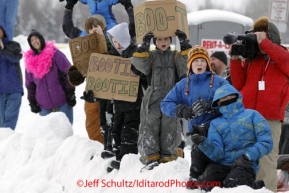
top-left (138, 89), bottom-right (179, 164)
top-left (84, 101), bottom-right (103, 144)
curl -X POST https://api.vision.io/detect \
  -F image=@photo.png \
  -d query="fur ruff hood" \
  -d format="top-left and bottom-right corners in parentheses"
top-left (24, 41), bottom-right (56, 79)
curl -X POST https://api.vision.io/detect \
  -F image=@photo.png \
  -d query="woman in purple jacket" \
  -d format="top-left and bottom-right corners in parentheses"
top-left (24, 29), bottom-right (76, 124)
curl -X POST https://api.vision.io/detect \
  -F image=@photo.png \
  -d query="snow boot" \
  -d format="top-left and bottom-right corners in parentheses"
top-left (140, 161), bottom-right (159, 172)
top-left (101, 150), bottom-right (115, 159)
top-left (252, 180), bottom-right (265, 189)
top-left (186, 176), bottom-right (198, 189)
top-left (107, 165), bottom-right (114, 173)
top-left (111, 160), bottom-right (121, 170)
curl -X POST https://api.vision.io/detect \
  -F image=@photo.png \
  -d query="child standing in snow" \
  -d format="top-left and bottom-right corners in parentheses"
top-left (132, 30), bottom-right (191, 169)
top-left (190, 84), bottom-right (273, 191)
top-left (104, 22), bottom-right (147, 172)
top-left (161, 45), bottom-right (228, 184)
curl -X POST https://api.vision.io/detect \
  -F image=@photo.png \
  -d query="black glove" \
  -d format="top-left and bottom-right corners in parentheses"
top-left (67, 66), bottom-right (85, 86)
top-left (232, 155), bottom-right (252, 170)
top-left (175, 30), bottom-right (192, 51)
top-left (192, 123), bottom-right (210, 137)
top-left (81, 90), bottom-right (97, 103)
top-left (191, 99), bottom-right (212, 117)
top-left (65, 0), bottom-right (78, 10)
top-left (66, 91), bottom-right (76, 107)
top-left (191, 133), bottom-right (205, 145)
top-left (175, 104), bottom-right (195, 120)
top-left (119, 0), bottom-right (133, 10)
top-left (137, 31), bottom-right (154, 52)
top-left (29, 100), bottom-right (41, 113)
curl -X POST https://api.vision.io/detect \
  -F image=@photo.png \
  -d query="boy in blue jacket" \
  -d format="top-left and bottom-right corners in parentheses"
top-left (190, 84), bottom-right (273, 191)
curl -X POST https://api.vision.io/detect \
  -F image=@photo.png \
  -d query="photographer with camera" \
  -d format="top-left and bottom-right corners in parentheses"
top-left (228, 16), bottom-right (289, 192)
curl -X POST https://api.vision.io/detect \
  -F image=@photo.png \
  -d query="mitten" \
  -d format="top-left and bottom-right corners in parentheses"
top-left (29, 100), bottom-right (41, 113)
top-left (191, 99), bottom-right (212, 117)
top-left (137, 32), bottom-right (154, 52)
top-left (191, 123), bottom-right (210, 137)
top-left (65, 0), bottom-right (78, 10)
top-left (81, 90), bottom-right (97, 103)
top-left (67, 66), bottom-right (85, 86)
top-left (119, 0), bottom-right (133, 10)
top-left (191, 133), bottom-right (205, 145)
top-left (175, 104), bottom-right (195, 120)
top-left (175, 30), bottom-right (192, 51)
top-left (232, 155), bottom-right (253, 169)
top-left (66, 91), bottom-right (76, 107)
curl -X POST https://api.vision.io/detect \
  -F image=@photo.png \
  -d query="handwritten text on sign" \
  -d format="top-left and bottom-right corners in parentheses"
top-left (69, 33), bottom-right (107, 77)
top-left (134, 1), bottom-right (188, 43)
top-left (86, 53), bottom-right (140, 102)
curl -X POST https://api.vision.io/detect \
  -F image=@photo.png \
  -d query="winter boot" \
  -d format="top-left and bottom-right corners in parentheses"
top-left (111, 160), bottom-right (121, 170)
top-left (140, 161), bottom-right (159, 172)
top-left (101, 150), bottom-right (115, 159)
top-left (252, 180), bottom-right (265, 189)
top-left (186, 176), bottom-right (198, 189)
top-left (107, 165), bottom-right (114, 173)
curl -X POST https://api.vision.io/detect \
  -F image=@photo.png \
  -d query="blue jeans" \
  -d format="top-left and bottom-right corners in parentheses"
top-left (0, 93), bottom-right (22, 130)
top-left (39, 103), bottom-right (73, 124)
top-left (0, 0), bottom-right (19, 40)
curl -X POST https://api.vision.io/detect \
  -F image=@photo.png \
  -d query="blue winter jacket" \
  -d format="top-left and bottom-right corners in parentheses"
top-left (79, 0), bottom-right (119, 31)
top-left (161, 72), bottom-right (229, 132)
top-left (0, 21), bottom-right (23, 94)
top-left (197, 84), bottom-right (273, 173)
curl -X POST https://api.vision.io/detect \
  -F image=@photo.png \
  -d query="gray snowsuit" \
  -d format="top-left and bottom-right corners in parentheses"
top-left (132, 48), bottom-right (188, 163)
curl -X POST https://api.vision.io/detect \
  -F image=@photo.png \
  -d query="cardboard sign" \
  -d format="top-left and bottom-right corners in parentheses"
top-left (86, 53), bottom-right (140, 102)
top-left (68, 33), bottom-right (107, 77)
top-left (134, 0), bottom-right (189, 43)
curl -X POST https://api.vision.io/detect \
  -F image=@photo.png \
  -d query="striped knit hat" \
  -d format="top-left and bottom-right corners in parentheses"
top-left (185, 45), bottom-right (214, 95)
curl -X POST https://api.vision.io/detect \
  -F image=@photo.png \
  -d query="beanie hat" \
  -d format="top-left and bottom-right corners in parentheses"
top-left (253, 16), bottom-right (281, 45)
top-left (185, 45), bottom-right (214, 95)
top-left (27, 29), bottom-right (46, 54)
top-left (187, 45), bottom-right (211, 74)
top-left (210, 51), bottom-right (227, 66)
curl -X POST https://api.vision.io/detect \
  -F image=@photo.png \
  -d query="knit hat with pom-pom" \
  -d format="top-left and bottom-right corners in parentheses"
top-left (185, 45), bottom-right (214, 95)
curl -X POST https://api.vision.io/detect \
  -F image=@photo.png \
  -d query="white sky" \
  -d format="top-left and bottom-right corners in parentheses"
top-left (0, 35), bottom-right (280, 193)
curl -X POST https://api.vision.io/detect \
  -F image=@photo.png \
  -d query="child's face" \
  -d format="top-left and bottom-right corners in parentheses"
top-left (156, 37), bottom-right (170, 51)
top-left (111, 37), bottom-right (123, 52)
top-left (191, 58), bottom-right (207, 74)
top-left (88, 25), bottom-right (104, 36)
top-left (217, 95), bottom-right (237, 106)
top-left (30, 36), bottom-right (41, 51)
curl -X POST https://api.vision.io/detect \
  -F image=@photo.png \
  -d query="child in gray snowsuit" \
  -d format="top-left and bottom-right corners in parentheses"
top-left (132, 30), bottom-right (191, 168)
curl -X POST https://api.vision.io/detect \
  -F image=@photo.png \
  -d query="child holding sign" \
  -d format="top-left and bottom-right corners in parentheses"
top-left (132, 30), bottom-right (191, 169)
top-left (63, 7), bottom-right (114, 152)
top-left (104, 22), bottom-right (147, 172)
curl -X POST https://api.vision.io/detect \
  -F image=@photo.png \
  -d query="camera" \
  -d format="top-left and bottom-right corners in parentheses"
top-left (223, 30), bottom-right (258, 58)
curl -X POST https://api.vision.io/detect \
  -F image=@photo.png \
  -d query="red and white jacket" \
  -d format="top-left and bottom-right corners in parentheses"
top-left (230, 39), bottom-right (289, 122)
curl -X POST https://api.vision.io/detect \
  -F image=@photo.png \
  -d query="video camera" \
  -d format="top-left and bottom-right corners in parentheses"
top-left (223, 30), bottom-right (258, 58)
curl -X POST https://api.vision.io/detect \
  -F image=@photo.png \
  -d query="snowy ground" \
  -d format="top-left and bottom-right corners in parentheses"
top-left (0, 35), bottom-right (277, 193)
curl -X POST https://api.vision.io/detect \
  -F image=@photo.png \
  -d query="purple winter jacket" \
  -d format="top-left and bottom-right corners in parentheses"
top-left (24, 41), bottom-right (74, 109)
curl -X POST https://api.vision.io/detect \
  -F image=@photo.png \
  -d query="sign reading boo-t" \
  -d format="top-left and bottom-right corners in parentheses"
top-left (134, 0), bottom-right (189, 43)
